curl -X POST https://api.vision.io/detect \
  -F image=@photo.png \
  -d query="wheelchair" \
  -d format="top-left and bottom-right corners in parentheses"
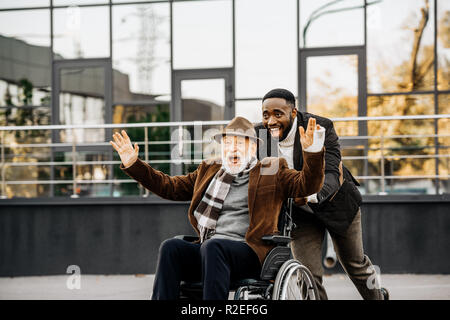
top-left (174, 199), bottom-right (320, 300)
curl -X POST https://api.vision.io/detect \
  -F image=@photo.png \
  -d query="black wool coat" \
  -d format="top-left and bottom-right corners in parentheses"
top-left (254, 111), bottom-right (362, 235)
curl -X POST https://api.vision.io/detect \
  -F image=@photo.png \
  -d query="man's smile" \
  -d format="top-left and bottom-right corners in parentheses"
top-left (268, 126), bottom-right (282, 138)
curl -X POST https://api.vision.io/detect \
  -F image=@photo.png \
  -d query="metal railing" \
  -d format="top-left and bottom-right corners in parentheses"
top-left (0, 114), bottom-right (449, 198)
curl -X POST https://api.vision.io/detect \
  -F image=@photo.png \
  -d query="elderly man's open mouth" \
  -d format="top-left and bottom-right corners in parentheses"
top-left (228, 154), bottom-right (241, 165)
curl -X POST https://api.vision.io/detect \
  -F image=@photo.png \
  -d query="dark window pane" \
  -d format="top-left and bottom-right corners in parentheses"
top-left (53, 151), bottom-right (112, 198)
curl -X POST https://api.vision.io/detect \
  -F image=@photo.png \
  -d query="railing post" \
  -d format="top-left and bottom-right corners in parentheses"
top-left (379, 125), bottom-right (387, 195)
top-left (178, 124), bottom-right (183, 158)
top-left (1, 165), bottom-right (6, 199)
top-left (143, 126), bottom-right (149, 198)
top-left (0, 131), bottom-right (6, 199)
top-left (70, 128), bottom-right (79, 198)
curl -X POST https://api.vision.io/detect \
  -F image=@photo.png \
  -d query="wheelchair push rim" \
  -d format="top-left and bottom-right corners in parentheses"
top-left (272, 259), bottom-right (319, 300)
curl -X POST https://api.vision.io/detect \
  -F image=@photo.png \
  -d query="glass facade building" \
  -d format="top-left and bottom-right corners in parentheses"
top-left (0, 0), bottom-right (448, 198)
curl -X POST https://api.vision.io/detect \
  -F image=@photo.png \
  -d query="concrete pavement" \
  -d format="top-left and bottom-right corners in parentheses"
top-left (1, 274), bottom-right (449, 300)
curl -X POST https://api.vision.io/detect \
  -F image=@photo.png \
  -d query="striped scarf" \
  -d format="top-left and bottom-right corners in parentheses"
top-left (194, 157), bottom-right (257, 243)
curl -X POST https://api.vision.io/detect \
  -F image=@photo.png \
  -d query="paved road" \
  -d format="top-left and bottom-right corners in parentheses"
top-left (1, 274), bottom-right (449, 300)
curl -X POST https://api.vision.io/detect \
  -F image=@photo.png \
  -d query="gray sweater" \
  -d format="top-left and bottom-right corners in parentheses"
top-left (210, 172), bottom-right (250, 242)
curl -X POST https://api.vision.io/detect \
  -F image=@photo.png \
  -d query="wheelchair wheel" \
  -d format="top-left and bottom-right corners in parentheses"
top-left (272, 259), bottom-right (319, 300)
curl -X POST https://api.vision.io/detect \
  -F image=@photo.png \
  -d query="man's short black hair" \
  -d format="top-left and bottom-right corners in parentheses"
top-left (262, 88), bottom-right (296, 109)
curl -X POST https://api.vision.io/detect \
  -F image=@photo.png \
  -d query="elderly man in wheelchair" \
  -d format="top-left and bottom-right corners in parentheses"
top-left (112, 116), bottom-right (325, 300)
top-left (178, 198), bottom-right (320, 300)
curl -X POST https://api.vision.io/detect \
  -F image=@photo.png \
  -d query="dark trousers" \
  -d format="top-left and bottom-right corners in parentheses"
top-left (291, 209), bottom-right (383, 300)
top-left (151, 238), bottom-right (261, 300)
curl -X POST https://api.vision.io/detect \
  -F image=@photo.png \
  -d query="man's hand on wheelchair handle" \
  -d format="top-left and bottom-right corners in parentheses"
top-left (110, 130), bottom-right (139, 168)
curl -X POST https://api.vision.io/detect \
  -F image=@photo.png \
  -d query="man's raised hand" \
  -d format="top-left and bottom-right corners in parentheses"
top-left (110, 130), bottom-right (139, 168)
top-left (299, 117), bottom-right (320, 150)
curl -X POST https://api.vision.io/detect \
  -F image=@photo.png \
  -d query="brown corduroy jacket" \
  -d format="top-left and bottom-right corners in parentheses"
top-left (120, 149), bottom-right (325, 264)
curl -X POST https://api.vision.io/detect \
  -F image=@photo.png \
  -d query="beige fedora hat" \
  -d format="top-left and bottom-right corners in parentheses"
top-left (212, 116), bottom-right (263, 144)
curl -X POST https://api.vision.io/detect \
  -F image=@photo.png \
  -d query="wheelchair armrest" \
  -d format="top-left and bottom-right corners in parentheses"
top-left (261, 234), bottom-right (292, 245)
top-left (174, 235), bottom-right (199, 242)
